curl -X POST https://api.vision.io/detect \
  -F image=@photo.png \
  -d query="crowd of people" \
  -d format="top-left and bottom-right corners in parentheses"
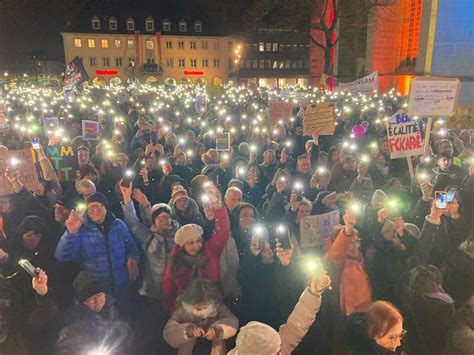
top-left (0, 83), bottom-right (472, 355)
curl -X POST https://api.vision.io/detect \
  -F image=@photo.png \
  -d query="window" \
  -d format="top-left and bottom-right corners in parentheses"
top-left (163, 19), bottom-right (171, 32)
top-left (202, 58), bottom-right (208, 68)
top-left (126, 18), bottom-right (134, 31)
top-left (103, 57), bottom-right (110, 67)
top-left (259, 42), bottom-right (264, 52)
top-left (92, 17), bottom-right (100, 30)
top-left (291, 60), bottom-right (297, 69)
top-left (166, 57), bottom-right (174, 68)
top-left (213, 58), bottom-right (220, 68)
top-left (272, 43), bottom-right (278, 51)
top-left (74, 38), bottom-right (82, 48)
top-left (259, 60), bottom-right (265, 68)
top-left (178, 41), bottom-right (184, 49)
top-left (114, 39), bottom-right (121, 48)
top-left (190, 41), bottom-right (196, 49)
top-left (252, 60), bottom-right (258, 68)
top-left (109, 17), bottom-right (117, 30)
top-left (89, 57), bottom-right (97, 67)
top-left (115, 57), bottom-right (123, 67)
top-left (202, 40), bottom-right (208, 50)
top-left (179, 20), bottom-right (187, 32)
top-left (147, 57), bottom-right (155, 64)
top-left (245, 59), bottom-right (250, 68)
top-left (213, 41), bottom-right (220, 50)
top-left (128, 57), bottom-right (136, 67)
top-left (178, 58), bottom-right (185, 68)
top-left (285, 60), bottom-right (291, 69)
top-left (166, 40), bottom-right (172, 49)
top-left (146, 40), bottom-right (154, 50)
top-left (266, 60), bottom-right (271, 68)
top-left (298, 60), bottom-right (304, 68)
top-left (145, 17), bottom-right (154, 32)
top-left (195, 21), bottom-right (202, 32)
top-left (101, 39), bottom-right (108, 48)
top-left (265, 43), bottom-right (271, 51)
top-left (87, 39), bottom-right (95, 48)
top-left (272, 61), bottom-right (278, 69)
top-left (127, 39), bottom-right (134, 48)
top-left (190, 58), bottom-right (197, 68)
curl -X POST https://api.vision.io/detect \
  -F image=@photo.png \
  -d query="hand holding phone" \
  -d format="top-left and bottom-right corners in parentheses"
top-left (18, 259), bottom-right (37, 278)
top-left (31, 138), bottom-right (40, 150)
top-left (435, 191), bottom-right (447, 209)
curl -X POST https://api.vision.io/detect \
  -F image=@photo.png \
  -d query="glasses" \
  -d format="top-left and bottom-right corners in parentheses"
top-left (87, 204), bottom-right (104, 212)
top-left (387, 329), bottom-right (407, 342)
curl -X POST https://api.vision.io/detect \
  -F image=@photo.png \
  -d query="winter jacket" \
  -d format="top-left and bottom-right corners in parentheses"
top-left (122, 201), bottom-right (177, 300)
top-left (445, 296), bottom-right (474, 355)
top-left (170, 197), bottom-right (204, 227)
top-left (219, 236), bottom-right (241, 299)
top-left (55, 212), bottom-right (140, 294)
top-left (161, 207), bottom-right (230, 312)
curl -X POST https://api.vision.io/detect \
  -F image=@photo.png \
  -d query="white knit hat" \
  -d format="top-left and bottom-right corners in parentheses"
top-left (228, 321), bottom-right (281, 355)
top-left (174, 224), bottom-right (204, 247)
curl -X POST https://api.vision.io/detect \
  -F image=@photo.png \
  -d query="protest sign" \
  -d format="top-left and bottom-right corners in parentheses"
top-left (386, 112), bottom-right (424, 159)
top-left (303, 103), bottom-right (336, 136)
top-left (195, 94), bottom-right (207, 114)
top-left (0, 105), bottom-right (8, 131)
top-left (82, 120), bottom-right (100, 140)
top-left (216, 133), bottom-right (230, 151)
top-left (268, 101), bottom-right (293, 126)
top-left (300, 210), bottom-right (340, 248)
top-left (42, 117), bottom-right (59, 135)
top-left (337, 71), bottom-right (378, 94)
top-left (407, 77), bottom-right (460, 118)
top-left (0, 149), bottom-right (39, 196)
top-left (62, 56), bottom-right (90, 91)
top-left (43, 144), bottom-right (77, 182)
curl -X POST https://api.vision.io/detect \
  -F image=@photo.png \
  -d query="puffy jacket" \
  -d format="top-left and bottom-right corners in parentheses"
top-left (55, 212), bottom-right (140, 294)
top-left (161, 207), bottom-right (230, 312)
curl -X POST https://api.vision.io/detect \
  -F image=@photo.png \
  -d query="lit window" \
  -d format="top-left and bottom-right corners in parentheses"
top-left (114, 39), bottom-right (121, 48)
top-left (127, 39), bottom-right (134, 48)
top-left (190, 41), bottom-right (196, 50)
top-left (146, 17), bottom-right (154, 32)
top-left (109, 18), bottom-right (117, 30)
top-left (213, 58), bottom-right (220, 68)
top-left (179, 20), bottom-right (187, 32)
top-left (163, 19), bottom-right (171, 32)
top-left (272, 43), bottom-right (278, 51)
top-left (116, 57), bottom-right (123, 67)
top-left (92, 17), bottom-right (100, 30)
top-left (166, 57), bottom-right (173, 67)
top-left (103, 57), bottom-right (110, 67)
top-left (166, 41), bottom-right (172, 49)
top-left (89, 57), bottom-right (97, 67)
top-left (126, 18), bottom-right (134, 31)
top-left (190, 58), bottom-right (197, 68)
top-left (178, 41), bottom-right (184, 49)
top-left (272, 61), bottom-right (278, 69)
top-left (202, 58), bottom-right (208, 68)
top-left (74, 38), bottom-right (82, 48)
top-left (265, 43), bottom-right (271, 51)
top-left (202, 40), bottom-right (208, 50)
top-left (259, 42), bottom-right (264, 52)
top-left (178, 58), bottom-right (185, 68)
top-left (195, 21), bottom-right (202, 32)
top-left (146, 40), bottom-right (154, 50)
top-left (101, 39), bottom-right (109, 48)
top-left (88, 39), bottom-right (95, 48)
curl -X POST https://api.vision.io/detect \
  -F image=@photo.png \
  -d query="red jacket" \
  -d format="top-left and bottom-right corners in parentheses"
top-left (160, 206), bottom-right (230, 312)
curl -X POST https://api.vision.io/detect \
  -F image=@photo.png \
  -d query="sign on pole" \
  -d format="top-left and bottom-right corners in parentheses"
top-left (43, 144), bottom-right (78, 182)
top-left (300, 210), bottom-right (340, 248)
top-left (386, 112), bottom-right (424, 159)
top-left (0, 149), bottom-right (39, 196)
top-left (303, 103), bottom-right (336, 136)
top-left (82, 120), bottom-right (100, 140)
top-left (407, 77), bottom-right (461, 118)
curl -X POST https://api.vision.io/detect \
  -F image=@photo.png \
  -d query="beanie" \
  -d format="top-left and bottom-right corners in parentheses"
top-left (370, 189), bottom-right (388, 211)
top-left (404, 223), bottom-right (421, 240)
top-left (171, 186), bottom-right (188, 204)
top-left (228, 321), bottom-right (281, 355)
top-left (86, 192), bottom-right (109, 210)
top-left (73, 271), bottom-right (104, 303)
top-left (175, 224), bottom-right (204, 247)
top-left (16, 216), bottom-right (47, 239)
top-left (56, 191), bottom-right (83, 211)
top-left (151, 203), bottom-right (172, 223)
top-left (79, 163), bottom-right (98, 179)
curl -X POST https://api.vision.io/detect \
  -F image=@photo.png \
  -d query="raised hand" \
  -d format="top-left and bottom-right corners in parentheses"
top-left (377, 208), bottom-right (390, 223)
top-left (132, 188), bottom-right (149, 207)
top-left (276, 241), bottom-right (293, 266)
top-left (310, 274), bottom-right (331, 296)
top-left (119, 180), bottom-right (133, 205)
top-left (32, 268), bottom-right (48, 296)
top-left (65, 210), bottom-right (84, 234)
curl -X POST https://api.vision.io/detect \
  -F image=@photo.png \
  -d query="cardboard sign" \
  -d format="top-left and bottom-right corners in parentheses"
top-left (337, 71), bottom-right (378, 94)
top-left (407, 77), bottom-right (460, 118)
top-left (42, 117), bottom-right (59, 135)
top-left (216, 133), bottom-right (230, 151)
top-left (303, 103), bottom-right (336, 136)
top-left (386, 112), bottom-right (424, 159)
top-left (195, 94), bottom-right (207, 114)
top-left (0, 149), bottom-right (39, 196)
top-left (300, 210), bottom-right (340, 248)
top-left (82, 120), bottom-right (100, 140)
top-left (43, 145), bottom-right (78, 182)
top-left (268, 101), bottom-right (293, 126)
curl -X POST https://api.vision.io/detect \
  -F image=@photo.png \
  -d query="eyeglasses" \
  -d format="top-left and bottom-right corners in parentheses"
top-left (87, 204), bottom-right (104, 212)
top-left (387, 329), bottom-right (407, 342)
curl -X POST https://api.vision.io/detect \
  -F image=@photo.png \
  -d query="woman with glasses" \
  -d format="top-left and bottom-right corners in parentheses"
top-left (344, 301), bottom-right (406, 354)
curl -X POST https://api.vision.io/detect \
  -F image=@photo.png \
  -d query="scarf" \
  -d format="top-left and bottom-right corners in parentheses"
top-left (182, 253), bottom-right (208, 278)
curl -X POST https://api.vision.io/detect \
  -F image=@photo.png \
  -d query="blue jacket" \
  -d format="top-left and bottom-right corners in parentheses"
top-left (54, 212), bottom-right (140, 294)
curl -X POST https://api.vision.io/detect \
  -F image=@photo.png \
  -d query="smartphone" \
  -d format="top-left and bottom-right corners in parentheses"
top-left (292, 182), bottom-right (304, 201)
top-left (275, 225), bottom-right (292, 249)
top-left (446, 187), bottom-right (456, 203)
top-left (31, 138), bottom-right (40, 150)
top-left (121, 169), bottom-right (134, 187)
top-left (18, 259), bottom-right (37, 278)
top-left (306, 258), bottom-right (327, 278)
top-left (435, 191), bottom-right (447, 209)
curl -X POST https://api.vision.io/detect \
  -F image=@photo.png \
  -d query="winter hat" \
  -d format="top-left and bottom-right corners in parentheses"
top-left (16, 216), bottom-right (47, 239)
top-left (73, 271), bottom-right (104, 303)
top-left (435, 151), bottom-right (453, 162)
top-left (79, 163), bottom-right (98, 179)
top-left (171, 186), bottom-right (188, 204)
top-left (370, 189), bottom-right (388, 211)
top-left (151, 203), bottom-right (172, 223)
top-left (404, 223), bottom-right (421, 240)
top-left (432, 173), bottom-right (455, 193)
top-left (380, 220), bottom-right (396, 234)
top-left (56, 191), bottom-right (82, 211)
top-left (175, 224), bottom-right (204, 247)
top-left (86, 192), bottom-right (109, 210)
top-left (228, 321), bottom-right (281, 355)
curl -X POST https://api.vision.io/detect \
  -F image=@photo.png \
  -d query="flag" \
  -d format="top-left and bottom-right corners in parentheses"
top-left (62, 57), bottom-right (90, 91)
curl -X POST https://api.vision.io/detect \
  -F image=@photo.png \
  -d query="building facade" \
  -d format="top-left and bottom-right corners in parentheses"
top-left (62, 16), bottom-right (230, 86)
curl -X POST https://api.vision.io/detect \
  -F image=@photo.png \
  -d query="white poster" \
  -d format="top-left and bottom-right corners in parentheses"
top-left (337, 71), bottom-right (378, 94)
top-left (300, 210), bottom-right (340, 248)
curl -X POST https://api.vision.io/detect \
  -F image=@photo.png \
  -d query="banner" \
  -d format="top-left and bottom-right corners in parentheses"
top-left (0, 149), bottom-right (39, 196)
top-left (300, 210), bottom-right (340, 248)
top-left (303, 103), bottom-right (336, 136)
top-left (43, 145), bottom-right (77, 182)
top-left (407, 77), bottom-right (461, 118)
top-left (337, 71), bottom-right (378, 94)
top-left (268, 101), bottom-right (293, 126)
top-left (62, 56), bottom-right (90, 91)
top-left (82, 120), bottom-right (100, 140)
top-left (42, 117), bottom-right (59, 135)
top-left (386, 112), bottom-right (423, 159)
top-left (216, 133), bottom-right (230, 151)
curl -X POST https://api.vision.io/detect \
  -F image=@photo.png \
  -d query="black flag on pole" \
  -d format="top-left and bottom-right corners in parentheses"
top-left (62, 57), bottom-right (89, 90)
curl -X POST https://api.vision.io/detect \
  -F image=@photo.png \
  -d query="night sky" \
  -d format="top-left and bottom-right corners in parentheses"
top-left (0, 0), bottom-right (248, 68)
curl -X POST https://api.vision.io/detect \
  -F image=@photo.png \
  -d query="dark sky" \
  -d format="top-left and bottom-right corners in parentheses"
top-left (0, 0), bottom-right (248, 68)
